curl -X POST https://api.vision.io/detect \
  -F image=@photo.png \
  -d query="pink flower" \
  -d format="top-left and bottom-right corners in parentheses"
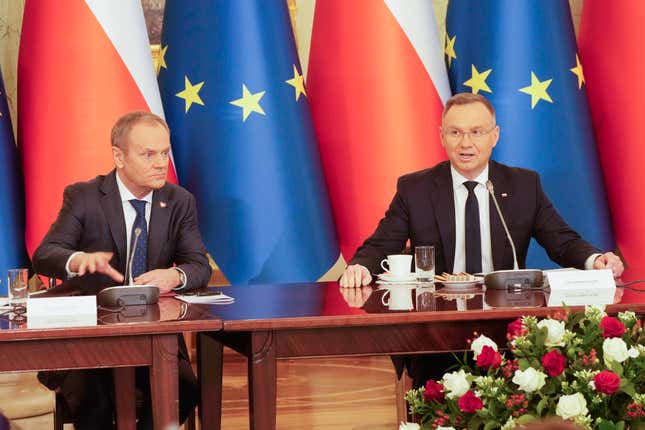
top-left (423, 379), bottom-right (445, 402)
top-left (600, 316), bottom-right (626, 338)
top-left (458, 391), bottom-right (483, 413)
top-left (476, 345), bottom-right (502, 370)
top-left (593, 370), bottom-right (620, 394)
top-left (541, 350), bottom-right (567, 377)
top-left (507, 318), bottom-right (527, 339)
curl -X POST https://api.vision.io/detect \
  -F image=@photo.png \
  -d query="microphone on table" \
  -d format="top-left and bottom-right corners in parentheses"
top-left (98, 227), bottom-right (158, 308)
top-left (484, 180), bottom-right (542, 290)
top-left (125, 227), bottom-right (142, 286)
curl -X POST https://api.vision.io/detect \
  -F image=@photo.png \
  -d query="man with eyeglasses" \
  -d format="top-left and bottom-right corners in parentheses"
top-left (339, 92), bottom-right (623, 387)
top-left (340, 92), bottom-right (622, 288)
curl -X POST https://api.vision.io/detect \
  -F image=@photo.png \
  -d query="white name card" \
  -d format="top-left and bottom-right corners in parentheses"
top-left (546, 269), bottom-right (615, 291)
top-left (27, 296), bottom-right (97, 329)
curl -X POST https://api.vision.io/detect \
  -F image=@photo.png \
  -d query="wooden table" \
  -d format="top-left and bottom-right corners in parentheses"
top-left (0, 297), bottom-right (221, 430)
top-left (198, 279), bottom-right (645, 430)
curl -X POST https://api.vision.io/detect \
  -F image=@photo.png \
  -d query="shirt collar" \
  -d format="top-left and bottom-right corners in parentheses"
top-left (450, 164), bottom-right (489, 191)
top-left (115, 171), bottom-right (153, 204)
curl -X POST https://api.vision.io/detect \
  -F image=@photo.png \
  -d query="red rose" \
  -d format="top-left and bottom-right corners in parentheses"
top-left (600, 316), bottom-right (626, 338)
top-left (458, 390), bottom-right (484, 413)
top-left (594, 370), bottom-right (621, 394)
top-left (507, 318), bottom-right (527, 339)
top-left (477, 345), bottom-right (502, 370)
top-left (541, 349), bottom-right (567, 377)
top-left (423, 379), bottom-right (445, 402)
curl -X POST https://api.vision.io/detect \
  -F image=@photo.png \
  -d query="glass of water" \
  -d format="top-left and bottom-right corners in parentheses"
top-left (8, 268), bottom-right (28, 317)
top-left (414, 246), bottom-right (435, 282)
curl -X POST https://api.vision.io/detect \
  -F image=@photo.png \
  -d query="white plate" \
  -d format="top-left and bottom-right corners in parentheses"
top-left (437, 277), bottom-right (484, 288)
top-left (377, 273), bottom-right (418, 283)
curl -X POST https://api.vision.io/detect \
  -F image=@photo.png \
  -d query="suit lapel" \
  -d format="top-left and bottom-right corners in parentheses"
top-left (488, 161), bottom-right (509, 270)
top-left (100, 171), bottom-right (127, 273)
top-left (148, 186), bottom-right (170, 270)
top-left (430, 163), bottom-right (456, 272)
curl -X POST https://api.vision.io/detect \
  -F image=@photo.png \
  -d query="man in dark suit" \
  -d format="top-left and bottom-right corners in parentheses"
top-left (338, 93), bottom-right (623, 386)
top-left (33, 111), bottom-right (211, 429)
top-left (340, 92), bottom-right (623, 287)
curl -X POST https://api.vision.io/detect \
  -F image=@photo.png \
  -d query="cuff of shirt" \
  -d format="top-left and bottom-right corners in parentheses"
top-left (65, 251), bottom-right (85, 278)
top-left (172, 267), bottom-right (187, 289)
top-left (584, 253), bottom-right (602, 270)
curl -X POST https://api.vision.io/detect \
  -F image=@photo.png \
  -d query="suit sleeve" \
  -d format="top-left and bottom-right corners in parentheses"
top-left (172, 193), bottom-right (212, 292)
top-left (32, 185), bottom-right (85, 280)
top-left (349, 177), bottom-right (411, 275)
top-left (530, 173), bottom-right (600, 268)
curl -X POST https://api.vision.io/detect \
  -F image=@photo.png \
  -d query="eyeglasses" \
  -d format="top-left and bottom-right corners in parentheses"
top-left (442, 126), bottom-right (496, 141)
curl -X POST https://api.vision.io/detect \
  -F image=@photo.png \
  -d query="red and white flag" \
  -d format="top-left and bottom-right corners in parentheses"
top-left (579, 1), bottom-right (645, 265)
top-left (306, 0), bottom-right (451, 259)
top-left (19, 0), bottom-right (176, 255)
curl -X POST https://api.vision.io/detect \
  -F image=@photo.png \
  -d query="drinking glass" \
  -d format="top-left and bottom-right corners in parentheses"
top-left (414, 246), bottom-right (435, 282)
top-left (8, 268), bottom-right (28, 318)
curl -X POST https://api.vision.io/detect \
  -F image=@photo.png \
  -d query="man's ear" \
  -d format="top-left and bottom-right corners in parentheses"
top-left (112, 146), bottom-right (124, 168)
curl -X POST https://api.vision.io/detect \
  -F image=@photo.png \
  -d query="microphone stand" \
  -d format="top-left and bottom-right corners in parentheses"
top-left (484, 180), bottom-right (543, 290)
top-left (125, 227), bottom-right (141, 286)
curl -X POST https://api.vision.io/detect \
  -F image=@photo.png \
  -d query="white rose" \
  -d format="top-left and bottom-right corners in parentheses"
top-left (556, 393), bottom-right (588, 419)
top-left (399, 423), bottom-right (420, 430)
top-left (628, 347), bottom-right (640, 358)
top-left (603, 338), bottom-right (629, 363)
top-left (471, 334), bottom-right (498, 359)
top-left (537, 319), bottom-right (566, 347)
top-left (437, 427), bottom-right (457, 430)
top-left (442, 369), bottom-right (471, 399)
top-left (512, 367), bottom-right (547, 393)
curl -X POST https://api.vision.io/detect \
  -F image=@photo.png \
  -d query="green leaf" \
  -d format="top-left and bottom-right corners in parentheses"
top-left (536, 398), bottom-right (547, 416)
top-left (598, 419), bottom-right (617, 430)
top-left (468, 416), bottom-right (482, 430)
top-left (518, 358), bottom-right (530, 371)
top-left (515, 414), bottom-right (536, 425)
top-left (484, 420), bottom-right (499, 430)
top-left (615, 421), bottom-right (625, 430)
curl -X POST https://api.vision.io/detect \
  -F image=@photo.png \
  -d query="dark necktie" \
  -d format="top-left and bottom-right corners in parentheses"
top-left (129, 199), bottom-right (148, 280)
top-left (464, 181), bottom-right (482, 274)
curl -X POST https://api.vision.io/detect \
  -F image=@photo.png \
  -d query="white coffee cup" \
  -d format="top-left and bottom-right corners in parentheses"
top-left (380, 254), bottom-right (412, 278)
top-left (381, 287), bottom-right (414, 310)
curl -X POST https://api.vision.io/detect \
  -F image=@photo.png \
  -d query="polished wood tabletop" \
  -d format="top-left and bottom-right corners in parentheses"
top-left (198, 277), bottom-right (645, 430)
top-left (0, 296), bottom-right (222, 430)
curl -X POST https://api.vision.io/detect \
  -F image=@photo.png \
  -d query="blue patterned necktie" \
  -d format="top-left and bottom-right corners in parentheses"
top-left (129, 199), bottom-right (148, 281)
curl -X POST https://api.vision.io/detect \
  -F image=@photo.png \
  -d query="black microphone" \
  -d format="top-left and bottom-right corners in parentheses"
top-left (484, 180), bottom-right (542, 289)
top-left (125, 227), bottom-right (142, 285)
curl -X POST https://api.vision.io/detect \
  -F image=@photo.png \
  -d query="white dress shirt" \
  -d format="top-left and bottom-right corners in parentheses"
top-left (451, 166), bottom-right (494, 274)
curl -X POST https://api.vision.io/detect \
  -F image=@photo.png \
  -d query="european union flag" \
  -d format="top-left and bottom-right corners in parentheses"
top-left (446, 0), bottom-right (614, 268)
top-left (0, 71), bottom-right (28, 293)
top-left (158, 1), bottom-right (339, 284)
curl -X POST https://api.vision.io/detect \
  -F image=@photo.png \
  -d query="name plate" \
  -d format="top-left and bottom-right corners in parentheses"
top-left (27, 296), bottom-right (97, 329)
top-left (546, 269), bottom-right (615, 291)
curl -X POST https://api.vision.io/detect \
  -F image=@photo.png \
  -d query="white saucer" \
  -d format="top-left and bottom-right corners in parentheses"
top-left (377, 273), bottom-right (418, 283)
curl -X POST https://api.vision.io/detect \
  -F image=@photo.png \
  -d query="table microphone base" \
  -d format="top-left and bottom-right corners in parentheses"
top-left (97, 285), bottom-right (159, 307)
top-left (484, 269), bottom-right (543, 290)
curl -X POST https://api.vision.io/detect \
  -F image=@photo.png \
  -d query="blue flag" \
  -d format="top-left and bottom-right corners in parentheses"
top-left (446, 0), bottom-right (614, 268)
top-left (0, 71), bottom-right (28, 293)
top-left (158, 0), bottom-right (339, 284)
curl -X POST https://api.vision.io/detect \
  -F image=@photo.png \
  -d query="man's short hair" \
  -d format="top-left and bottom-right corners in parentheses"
top-left (443, 93), bottom-right (496, 121)
top-left (111, 111), bottom-right (169, 150)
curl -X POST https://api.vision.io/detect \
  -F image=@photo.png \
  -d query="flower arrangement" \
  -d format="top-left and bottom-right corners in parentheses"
top-left (404, 306), bottom-right (645, 430)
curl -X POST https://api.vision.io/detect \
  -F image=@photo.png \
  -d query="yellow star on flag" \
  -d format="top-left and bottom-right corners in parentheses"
top-left (570, 54), bottom-right (585, 89)
top-left (285, 65), bottom-right (307, 101)
top-left (158, 45), bottom-right (168, 70)
top-left (230, 84), bottom-right (266, 121)
top-left (463, 65), bottom-right (492, 94)
top-left (445, 34), bottom-right (457, 67)
top-left (176, 76), bottom-right (205, 113)
top-left (519, 71), bottom-right (553, 109)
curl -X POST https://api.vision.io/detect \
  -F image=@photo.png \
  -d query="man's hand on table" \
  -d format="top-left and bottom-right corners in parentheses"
top-left (339, 264), bottom-right (372, 288)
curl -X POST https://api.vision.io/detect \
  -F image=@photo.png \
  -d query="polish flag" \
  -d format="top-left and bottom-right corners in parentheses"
top-left (19, 0), bottom-right (176, 256)
top-left (578, 1), bottom-right (645, 265)
top-left (306, 0), bottom-right (451, 259)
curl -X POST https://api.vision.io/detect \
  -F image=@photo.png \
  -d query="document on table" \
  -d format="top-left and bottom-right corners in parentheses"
top-left (176, 293), bottom-right (235, 304)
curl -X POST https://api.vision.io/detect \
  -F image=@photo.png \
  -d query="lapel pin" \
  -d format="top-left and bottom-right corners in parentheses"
top-left (501, 193), bottom-right (508, 198)
top-left (160, 201), bottom-right (167, 208)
